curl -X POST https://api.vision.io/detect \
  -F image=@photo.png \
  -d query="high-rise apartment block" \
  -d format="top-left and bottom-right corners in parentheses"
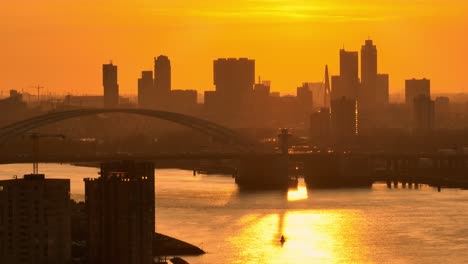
top-left (84, 161), bottom-right (155, 264)
top-left (0, 174), bottom-right (70, 264)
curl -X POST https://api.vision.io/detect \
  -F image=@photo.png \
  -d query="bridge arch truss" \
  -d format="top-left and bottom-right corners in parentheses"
top-left (0, 108), bottom-right (252, 146)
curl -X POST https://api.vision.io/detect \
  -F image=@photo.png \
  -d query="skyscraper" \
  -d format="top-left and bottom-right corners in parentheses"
top-left (405, 78), bottom-right (430, 107)
top-left (84, 161), bottom-right (155, 264)
top-left (361, 40), bottom-right (378, 107)
top-left (138, 70), bottom-right (154, 108)
top-left (0, 174), bottom-right (71, 264)
top-left (103, 62), bottom-right (119, 108)
top-left (154, 55), bottom-right (171, 95)
top-left (340, 49), bottom-right (359, 79)
top-left (331, 50), bottom-right (359, 100)
top-left (213, 58), bottom-right (255, 113)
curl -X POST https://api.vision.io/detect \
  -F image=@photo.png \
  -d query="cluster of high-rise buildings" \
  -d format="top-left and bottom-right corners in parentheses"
top-left (309, 40), bottom-right (445, 148)
top-left (98, 38), bottom-right (452, 148)
top-left (0, 161), bottom-right (156, 264)
top-left (103, 56), bottom-right (197, 112)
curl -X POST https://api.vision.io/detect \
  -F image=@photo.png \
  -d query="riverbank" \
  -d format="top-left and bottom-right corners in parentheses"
top-left (72, 161), bottom-right (235, 176)
top-left (154, 233), bottom-right (205, 256)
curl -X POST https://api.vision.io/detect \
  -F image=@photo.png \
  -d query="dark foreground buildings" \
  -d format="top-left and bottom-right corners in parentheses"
top-left (84, 161), bottom-right (155, 264)
top-left (0, 174), bottom-right (71, 264)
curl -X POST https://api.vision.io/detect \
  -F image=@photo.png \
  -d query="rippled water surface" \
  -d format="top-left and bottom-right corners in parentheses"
top-left (1, 164), bottom-right (468, 263)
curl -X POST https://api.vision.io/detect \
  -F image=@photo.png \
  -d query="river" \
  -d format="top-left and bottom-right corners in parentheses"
top-left (1, 163), bottom-right (468, 263)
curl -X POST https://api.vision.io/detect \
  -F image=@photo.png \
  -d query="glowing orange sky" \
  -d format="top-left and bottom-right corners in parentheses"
top-left (1, 0), bottom-right (467, 96)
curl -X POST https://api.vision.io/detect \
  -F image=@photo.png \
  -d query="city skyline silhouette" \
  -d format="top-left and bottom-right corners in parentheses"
top-left (1, 1), bottom-right (468, 264)
top-left (1, 1), bottom-right (468, 95)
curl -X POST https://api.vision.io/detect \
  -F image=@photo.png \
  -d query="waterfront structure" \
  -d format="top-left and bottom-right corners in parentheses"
top-left (138, 71), bottom-right (154, 108)
top-left (0, 174), bottom-right (71, 264)
top-left (154, 55), bottom-right (171, 95)
top-left (103, 62), bottom-right (119, 108)
top-left (310, 107), bottom-right (331, 147)
top-left (331, 96), bottom-right (358, 145)
top-left (84, 161), bottom-right (155, 264)
top-left (413, 95), bottom-right (435, 133)
top-left (405, 78), bottom-right (430, 107)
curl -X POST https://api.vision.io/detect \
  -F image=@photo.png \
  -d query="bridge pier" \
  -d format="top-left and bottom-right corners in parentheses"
top-left (304, 154), bottom-right (372, 188)
top-left (235, 154), bottom-right (290, 190)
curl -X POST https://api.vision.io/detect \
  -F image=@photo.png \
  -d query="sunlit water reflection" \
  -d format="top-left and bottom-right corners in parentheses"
top-left (1, 164), bottom-right (468, 263)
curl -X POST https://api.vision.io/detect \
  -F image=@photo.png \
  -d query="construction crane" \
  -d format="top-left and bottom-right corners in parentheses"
top-left (32, 85), bottom-right (44, 104)
top-left (24, 133), bottom-right (66, 174)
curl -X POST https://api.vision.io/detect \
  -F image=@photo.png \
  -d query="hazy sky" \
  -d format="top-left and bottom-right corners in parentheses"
top-left (1, 0), bottom-right (467, 96)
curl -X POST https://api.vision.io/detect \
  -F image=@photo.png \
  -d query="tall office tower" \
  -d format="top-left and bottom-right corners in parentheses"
top-left (0, 174), bottom-right (71, 264)
top-left (103, 62), bottom-right (119, 108)
top-left (154, 55), bottom-right (171, 94)
top-left (213, 58), bottom-right (255, 111)
top-left (340, 49), bottom-right (359, 79)
top-left (413, 95), bottom-right (435, 133)
top-left (84, 161), bottom-right (155, 264)
top-left (405, 78), bottom-right (430, 107)
top-left (310, 107), bottom-right (331, 147)
top-left (360, 40), bottom-right (378, 108)
top-left (331, 96), bottom-right (358, 144)
top-left (138, 71), bottom-right (154, 108)
top-left (331, 49), bottom-right (359, 100)
top-left (297, 84), bottom-right (314, 113)
top-left (376, 74), bottom-right (389, 104)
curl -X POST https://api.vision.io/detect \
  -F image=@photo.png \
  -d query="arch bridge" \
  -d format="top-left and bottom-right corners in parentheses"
top-left (0, 108), bottom-right (253, 146)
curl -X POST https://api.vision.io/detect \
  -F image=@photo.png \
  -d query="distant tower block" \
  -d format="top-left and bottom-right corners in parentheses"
top-left (102, 62), bottom-right (119, 108)
top-left (154, 55), bottom-right (171, 94)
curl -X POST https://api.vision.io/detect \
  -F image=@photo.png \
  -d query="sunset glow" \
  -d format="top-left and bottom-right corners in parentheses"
top-left (1, 1), bottom-right (468, 96)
